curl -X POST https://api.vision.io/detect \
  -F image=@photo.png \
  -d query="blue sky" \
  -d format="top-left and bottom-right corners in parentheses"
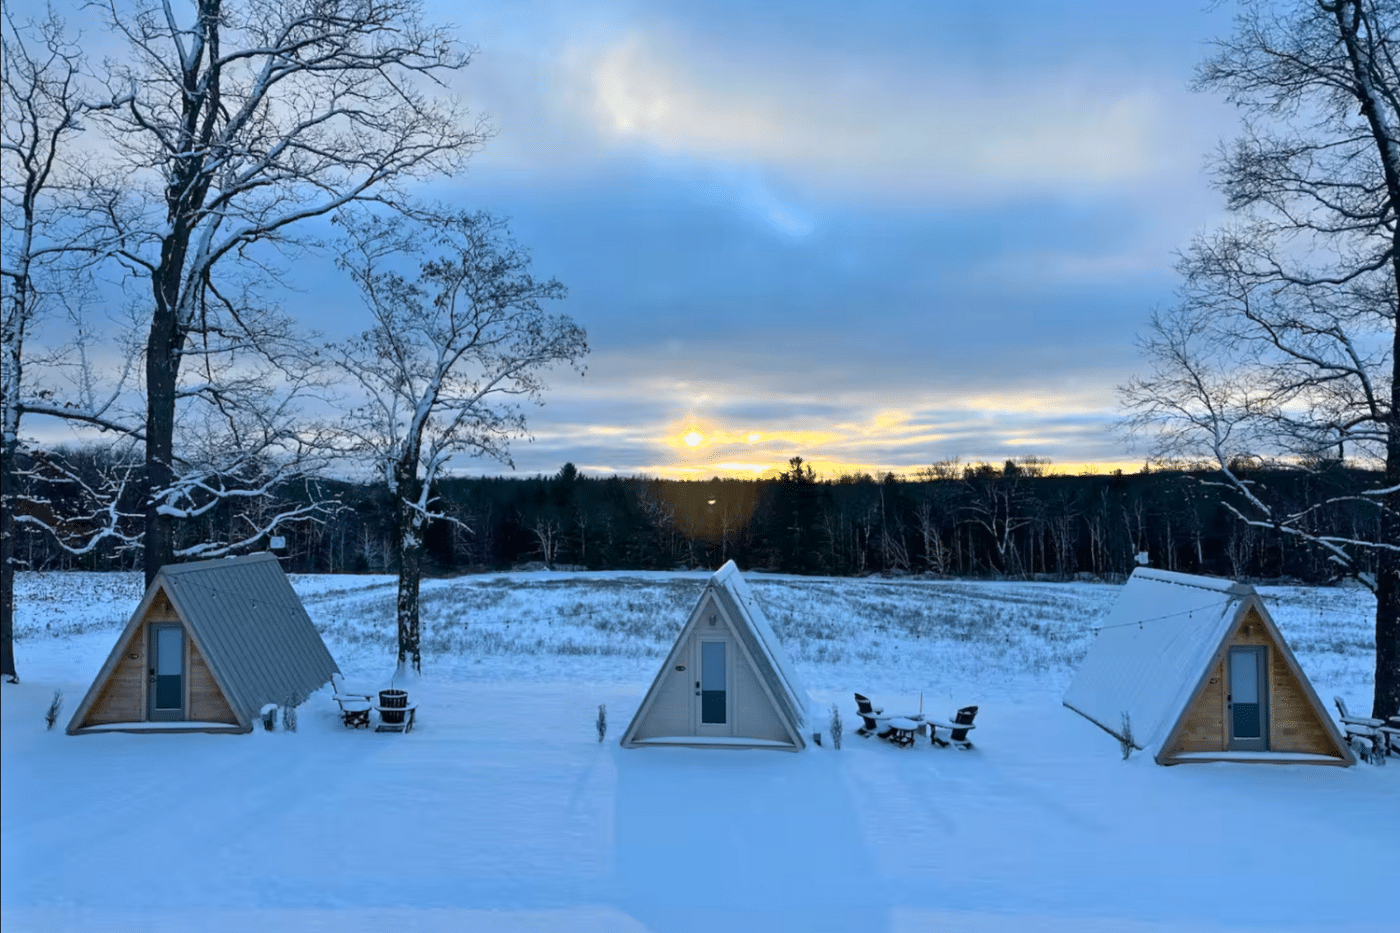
top-left (30, 0), bottom-right (1246, 479)
top-left (410, 0), bottom-right (1242, 478)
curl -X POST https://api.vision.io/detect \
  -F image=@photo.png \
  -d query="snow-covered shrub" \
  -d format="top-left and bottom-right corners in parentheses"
top-left (596, 703), bottom-right (607, 743)
top-left (44, 691), bottom-right (63, 730)
top-left (1119, 712), bottom-right (1134, 760)
top-left (829, 703), bottom-right (843, 750)
top-left (282, 701), bottom-right (298, 733)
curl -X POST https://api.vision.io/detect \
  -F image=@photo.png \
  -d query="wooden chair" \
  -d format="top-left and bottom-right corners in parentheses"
top-left (853, 693), bottom-right (884, 737)
top-left (331, 673), bottom-right (373, 729)
top-left (374, 701), bottom-right (418, 734)
top-left (927, 705), bottom-right (978, 750)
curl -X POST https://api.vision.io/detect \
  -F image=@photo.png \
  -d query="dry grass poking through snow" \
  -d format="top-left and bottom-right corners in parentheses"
top-left (12, 570), bottom-right (1376, 695)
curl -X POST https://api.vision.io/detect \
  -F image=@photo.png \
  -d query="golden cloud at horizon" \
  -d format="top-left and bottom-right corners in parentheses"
top-left (641, 409), bottom-right (1141, 481)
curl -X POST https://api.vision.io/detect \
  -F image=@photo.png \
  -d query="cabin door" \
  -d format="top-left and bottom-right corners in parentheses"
top-left (1227, 646), bottom-right (1268, 751)
top-left (148, 624), bottom-right (186, 721)
top-left (694, 635), bottom-right (733, 736)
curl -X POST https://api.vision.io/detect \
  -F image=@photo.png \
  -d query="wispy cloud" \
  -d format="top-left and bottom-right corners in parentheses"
top-left (577, 29), bottom-right (1179, 199)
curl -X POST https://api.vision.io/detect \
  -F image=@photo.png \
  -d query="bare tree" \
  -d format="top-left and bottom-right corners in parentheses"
top-left (530, 515), bottom-right (562, 569)
top-left (962, 460), bottom-right (1040, 578)
top-left (912, 459), bottom-right (962, 575)
top-left (1122, 0), bottom-right (1398, 717)
top-left (1, 8), bottom-right (144, 681)
top-left (332, 210), bottom-right (586, 675)
top-left (86, 0), bottom-right (485, 585)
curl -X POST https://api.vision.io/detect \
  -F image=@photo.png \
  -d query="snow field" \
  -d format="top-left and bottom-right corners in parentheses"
top-left (2, 570), bottom-right (1394, 933)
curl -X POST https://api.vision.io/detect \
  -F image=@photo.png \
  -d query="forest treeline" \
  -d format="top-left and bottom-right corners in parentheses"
top-left (13, 454), bottom-right (1384, 585)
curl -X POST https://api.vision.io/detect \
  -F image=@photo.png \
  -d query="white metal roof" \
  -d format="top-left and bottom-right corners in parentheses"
top-left (709, 561), bottom-right (812, 732)
top-left (1062, 568), bottom-right (1247, 754)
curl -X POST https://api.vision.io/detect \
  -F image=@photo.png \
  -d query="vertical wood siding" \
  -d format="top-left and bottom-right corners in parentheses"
top-left (83, 622), bottom-right (146, 725)
top-left (1262, 625), bottom-right (1338, 755)
top-left (188, 639), bottom-right (237, 724)
top-left (1171, 657), bottom-right (1226, 752)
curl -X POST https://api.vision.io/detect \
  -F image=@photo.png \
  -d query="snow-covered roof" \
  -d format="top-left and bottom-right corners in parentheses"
top-left (1062, 568), bottom-right (1248, 754)
top-left (709, 561), bottom-right (812, 732)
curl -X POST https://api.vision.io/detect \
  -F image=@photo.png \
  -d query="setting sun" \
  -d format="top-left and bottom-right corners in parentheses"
top-left (684, 431), bottom-right (703, 447)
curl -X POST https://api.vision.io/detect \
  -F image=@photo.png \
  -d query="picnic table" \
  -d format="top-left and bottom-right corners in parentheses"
top-left (1334, 697), bottom-right (1398, 762)
top-left (885, 717), bottom-right (920, 748)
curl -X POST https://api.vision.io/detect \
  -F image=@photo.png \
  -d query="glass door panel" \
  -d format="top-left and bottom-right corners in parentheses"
top-left (1228, 646), bottom-right (1267, 750)
top-left (149, 625), bottom-right (185, 720)
top-left (700, 641), bottom-right (726, 724)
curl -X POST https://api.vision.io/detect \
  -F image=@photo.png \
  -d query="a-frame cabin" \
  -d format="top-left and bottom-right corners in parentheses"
top-left (621, 561), bottom-right (816, 750)
top-left (68, 553), bottom-right (339, 734)
top-left (1063, 568), bottom-right (1353, 765)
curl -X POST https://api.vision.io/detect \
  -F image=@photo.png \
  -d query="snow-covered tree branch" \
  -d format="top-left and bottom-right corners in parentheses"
top-left (2, 7), bottom-right (142, 681)
top-left (86, 0), bottom-right (488, 585)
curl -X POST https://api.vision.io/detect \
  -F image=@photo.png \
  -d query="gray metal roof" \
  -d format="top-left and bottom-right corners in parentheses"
top-left (155, 553), bottom-right (339, 728)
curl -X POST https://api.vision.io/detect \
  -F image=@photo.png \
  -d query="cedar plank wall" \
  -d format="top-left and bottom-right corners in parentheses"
top-left (82, 591), bottom-right (180, 726)
top-left (1260, 620), bottom-right (1336, 755)
top-left (188, 639), bottom-right (238, 723)
top-left (1166, 607), bottom-right (1339, 758)
top-left (83, 624), bottom-right (146, 724)
top-left (1170, 657), bottom-right (1226, 752)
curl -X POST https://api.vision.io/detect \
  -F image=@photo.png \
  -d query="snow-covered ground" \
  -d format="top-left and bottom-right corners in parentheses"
top-left (3, 570), bottom-right (1394, 932)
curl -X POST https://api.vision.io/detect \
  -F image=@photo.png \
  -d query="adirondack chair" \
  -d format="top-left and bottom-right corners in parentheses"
top-left (331, 673), bottom-right (373, 729)
top-left (853, 693), bottom-right (884, 737)
top-left (927, 705), bottom-right (978, 749)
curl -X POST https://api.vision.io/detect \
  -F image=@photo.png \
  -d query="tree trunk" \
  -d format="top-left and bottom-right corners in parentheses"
top-left (394, 461), bottom-right (425, 675)
top-left (1377, 551), bottom-right (1399, 719)
top-left (0, 435), bottom-right (17, 681)
top-left (396, 528), bottom-right (423, 675)
top-left (143, 278), bottom-right (182, 586)
top-left (1376, 270), bottom-right (1400, 718)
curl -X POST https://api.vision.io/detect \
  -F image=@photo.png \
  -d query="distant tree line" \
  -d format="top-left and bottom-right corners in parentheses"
top-left (12, 454), bottom-right (1384, 586)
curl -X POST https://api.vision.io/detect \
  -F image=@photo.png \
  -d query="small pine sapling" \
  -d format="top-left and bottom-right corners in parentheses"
top-left (829, 703), bottom-right (843, 750)
top-left (44, 691), bottom-right (63, 730)
top-left (1119, 712), bottom-right (1135, 760)
top-left (596, 703), bottom-right (607, 742)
